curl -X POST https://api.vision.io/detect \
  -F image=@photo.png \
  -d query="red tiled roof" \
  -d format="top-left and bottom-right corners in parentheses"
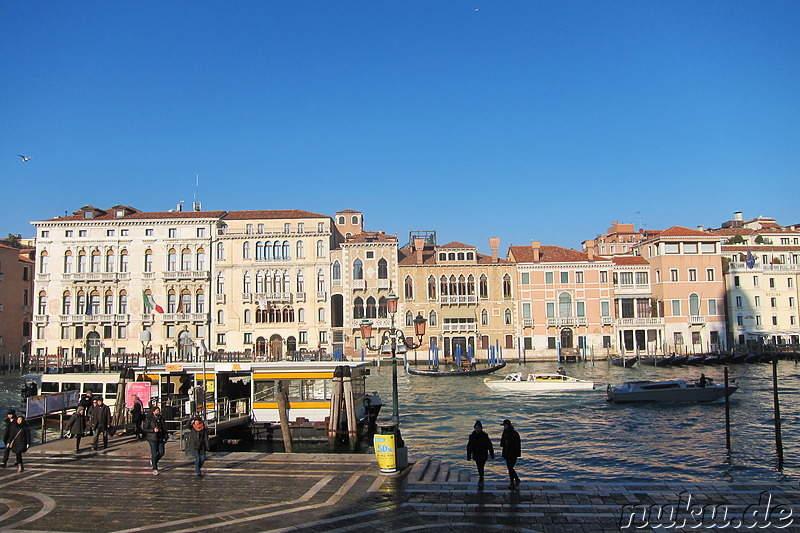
top-left (508, 245), bottom-right (609, 263)
top-left (345, 231), bottom-right (397, 243)
top-left (37, 210), bottom-right (227, 222)
top-left (612, 256), bottom-right (649, 265)
top-left (335, 208), bottom-right (361, 214)
top-left (223, 209), bottom-right (328, 220)
top-left (398, 247), bottom-right (508, 266)
top-left (655, 226), bottom-right (715, 238)
top-left (438, 241), bottom-right (476, 249)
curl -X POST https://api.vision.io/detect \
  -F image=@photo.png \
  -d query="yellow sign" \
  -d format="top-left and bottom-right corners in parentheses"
top-left (374, 434), bottom-right (397, 473)
top-left (165, 364), bottom-right (184, 372)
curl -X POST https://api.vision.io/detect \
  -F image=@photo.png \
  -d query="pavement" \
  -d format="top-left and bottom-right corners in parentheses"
top-left (1, 434), bottom-right (798, 532)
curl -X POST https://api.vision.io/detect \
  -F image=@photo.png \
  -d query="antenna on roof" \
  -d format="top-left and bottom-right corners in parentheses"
top-left (193, 174), bottom-right (202, 211)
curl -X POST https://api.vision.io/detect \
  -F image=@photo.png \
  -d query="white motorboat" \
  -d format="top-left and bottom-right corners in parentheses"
top-left (606, 379), bottom-right (738, 403)
top-left (484, 372), bottom-right (595, 392)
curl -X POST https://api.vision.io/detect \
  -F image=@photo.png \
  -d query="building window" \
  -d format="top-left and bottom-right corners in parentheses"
top-left (545, 272), bottom-right (554, 284)
top-left (753, 276), bottom-right (759, 287)
top-left (546, 302), bottom-right (555, 318)
top-left (635, 272), bottom-right (648, 285)
top-left (243, 241), bottom-right (251, 259)
top-left (481, 309), bottom-right (489, 325)
top-left (560, 272), bottom-right (569, 284)
top-left (575, 271), bottom-right (584, 284)
top-left (353, 259), bottom-right (363, 280)
top-left (558, 293), bottom-right (572, 317)
top-left (521, 272), bottom-right (530, 285)
top-left (504, 308), bottom-right (512, 325)
top-left (601, 301), bottom-right (610, 316)
top-left (216, 242), bottom-right (225, 260)
top-left (754, 296), bottom-right (761, 307)
top-left (378, 259), bottom-right (388, 279)
top-left (670, 269), bottom-right (679, 282)
top-left (599, 271), bottom-right (608, 283)
top-left (708, 299), bottom-right (717, 315)
top-left (217, 333), bottom-right (226, 345)
top-left (734, 276), bottom-right (740, 287)
top-left (735, 296), bottom-right (742, 308)
top-left (706, 268), bottom-right (715, 281)
top-left (168, 228), bottom-right (177, 238)
top-left (296, 241), bottom-right (304, 259)
top-left (316, 240), bottom-right (324, 258)
top-left (502, 274), bottom-right (512, 298)
top-left (770, 297), bottom-right (777, 308)
top-left (404, 276), bottom-right (414, 299)
top-left (688, 269), bottom-right (697, 282)
top-left (672, 300), bottom-right (681, 316)
top-left (479, 275), bottom-right (488, 299)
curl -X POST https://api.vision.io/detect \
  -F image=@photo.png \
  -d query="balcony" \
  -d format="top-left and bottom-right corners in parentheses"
top-left (443, 323), bottom-right (477, 333)
top-left (601, 316), bottom-right (613, 325)
top-left (729, 262), bottom-right (800, 273)
top-left (215, 294), bottom-right (226, 304)
top-left (295, 292), bottom-right (306, 302)
top-left (352, 279), bottom-right (366, 290)
top-left (615, 317), bottom-right (664, 326)
top-left (163, 270), bottom-right (209, 281)
top-left (317, 291), bottom-right (327, 301)
top-left (241, 293), bottom-right (253, 303)
top-left (523, 318), bottom-right (534, 327)
top-left (439, 295), bottom-right (478, 306)
top-left (35, 273), bottom-right (50, 282)
top-left (688, 315), bottom-right (706, 325)
top-left (34, 315), bottom-right (48, 324)
top-left (252, 292), bottom-right (292, 303)
top-left (377, 279), bottom-right (391, 289)
top-left (163, 313), bottom-right (209, 322)
top-left (613, 283), bottom-right (651, 296)
top-left (546, 317), bottom-right (588, 327)
top-left (351, 318), bottom-right (392, 329)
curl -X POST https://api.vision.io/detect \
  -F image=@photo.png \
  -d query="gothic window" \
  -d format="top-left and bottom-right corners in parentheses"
top-left (296, 241), bottom-right (304, 259)
top-left (428, 276), bottom-right (436, 299)
top-left (378, 297), bottom-right (388, 318)
top-left (353, 259), bottom-right (364, 280)
top-left (504, 308), bottom-right (512, 325)
top-left (503, 274), bottom-right (512, 298)
top-left (366, 297), bottom-right (377, 319)
top-left (404, 276), bottom-right (414, 299)
top-left (353, 297), bottom-right (365, 319)
top-left (332, 261), bottom-right (341, 281)
top-left (378, 258), bottom-right (388, 279)
top-left (243, 241), bottom-right (251, 259)
top-left (429, 310), bottom-right (438, 326)
top-left (243, 271), bottom-right (251, 293)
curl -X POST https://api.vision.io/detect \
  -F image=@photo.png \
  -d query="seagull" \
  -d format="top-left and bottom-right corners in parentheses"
top-left (18, 154), bottom-right (31, 162)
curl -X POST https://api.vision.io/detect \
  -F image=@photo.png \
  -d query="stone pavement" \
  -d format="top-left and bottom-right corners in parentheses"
top-left (1, 434), bottom-right (798, 532)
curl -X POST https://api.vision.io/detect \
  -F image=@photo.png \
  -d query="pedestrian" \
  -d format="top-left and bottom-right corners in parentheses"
top-left (130, 394), bottom-right (144, 439)
top-left (143, 406), bottom-right (167, 475)
top-left (186, 416), bottom-right (210, 477)
top-left (500, 419), bottom-right (521, 488)
top-left (2, 409), bottom-right (16, 468)
top-left (466, 420), bottom-right (494, 487)
top-left (66, 407), bottom-right (88, 453)
top-left (90, 397), bottom-right (112, 450)
top-left (8, 414), bottom-right (32, 472)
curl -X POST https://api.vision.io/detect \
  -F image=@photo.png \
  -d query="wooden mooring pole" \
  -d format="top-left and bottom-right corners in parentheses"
top-left (772, 358), bottom-right (784, 469)
top-left (276, 382), bottom-right (293, 453)
top-left (724, 366), bottom-right (731, 450)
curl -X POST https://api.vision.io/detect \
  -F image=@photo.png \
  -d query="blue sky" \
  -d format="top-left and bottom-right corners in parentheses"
top-left (2, 1), bottom-right (798, 252)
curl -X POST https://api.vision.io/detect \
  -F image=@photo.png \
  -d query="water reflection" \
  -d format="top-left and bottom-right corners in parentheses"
top-left (368, 360), bottom-right (800, 484)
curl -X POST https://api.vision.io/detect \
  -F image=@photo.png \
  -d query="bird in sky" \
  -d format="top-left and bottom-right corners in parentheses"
top-left (18, 154), bottom-right (31, 162)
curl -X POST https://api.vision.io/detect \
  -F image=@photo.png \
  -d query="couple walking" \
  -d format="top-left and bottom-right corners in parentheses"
top-left (466, 419), bottom-right (521, 488)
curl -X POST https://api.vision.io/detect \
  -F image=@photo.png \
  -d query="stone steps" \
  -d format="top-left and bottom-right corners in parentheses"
top-left (407, 457), bottom-right (469, 484)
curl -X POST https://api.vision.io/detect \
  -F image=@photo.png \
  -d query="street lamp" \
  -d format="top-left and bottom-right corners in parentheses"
top-left (359, 291), bottom-right (426, 444)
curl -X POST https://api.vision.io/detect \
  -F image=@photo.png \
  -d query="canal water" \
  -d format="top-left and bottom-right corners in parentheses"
top-left (2, 361), bottom-right (798, 485)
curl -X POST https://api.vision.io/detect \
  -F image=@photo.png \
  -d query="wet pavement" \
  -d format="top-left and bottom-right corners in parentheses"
top-left (1, 434), bottom-right (798, 532)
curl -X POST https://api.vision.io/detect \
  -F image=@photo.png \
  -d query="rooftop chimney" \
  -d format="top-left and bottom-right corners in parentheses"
top-left (531, 240), bottom-right (541, 263)
top-left (734, 211), bottom-right (743, 221)
top-left (697, 225), bottom-right (704, 231)
top-left (489, 237), bottom-right (500, 263)
top-left (586, 240), bottom-right (595, 261)
top-left (414, 238), bottom-right (424, 264)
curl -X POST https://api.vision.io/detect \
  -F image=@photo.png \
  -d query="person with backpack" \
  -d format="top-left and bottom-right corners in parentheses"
top-left (66, 407), bottom-right (88, 453)
top-left (143, 406), bottom-right (168, 475)
top-left (186, 416), bottom-right (210, 477)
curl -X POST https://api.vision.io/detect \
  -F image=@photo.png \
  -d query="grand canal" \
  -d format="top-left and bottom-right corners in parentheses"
top-left (2, 359), bottom-right (798, 485)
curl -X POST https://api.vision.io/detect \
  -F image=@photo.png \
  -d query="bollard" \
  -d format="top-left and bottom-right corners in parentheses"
top-left (772, 358), bottom-right (784, 469)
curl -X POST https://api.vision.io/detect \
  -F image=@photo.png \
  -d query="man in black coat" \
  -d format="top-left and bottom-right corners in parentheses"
top-left (90, 397), bottom-right (112, 450)
top-left (500, 419), bottom-right (522, 488)
top-left (1, 409), bottom-right (16, 467)
top-left (466, 420), bottom-right (494, 487)
top-left (143, 406), bottom-right (168, 475)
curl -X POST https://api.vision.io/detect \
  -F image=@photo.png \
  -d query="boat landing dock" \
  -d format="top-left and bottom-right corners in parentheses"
top-left (1, 435), bottom-right (798, 532)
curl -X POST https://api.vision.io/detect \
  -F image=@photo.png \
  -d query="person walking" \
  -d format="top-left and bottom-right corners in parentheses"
top-left (130, 395), bottom-right (144, 439)
top-left (8, 414), bottom-right (32, 472)
top-left (67, 407), bottom-right (88, 453)
top-left (2, 409), bottom-right (16, 468)
top-left (500, 419), bottom-right (521, 488)
top-left (186, 416), bottom-right (210, 477)
top-left (90, 397), bottom-right (112, 450)
top-left (143, 406), bottom-right (167, 475)
top-left (466, 420), bottom-right (494, 487)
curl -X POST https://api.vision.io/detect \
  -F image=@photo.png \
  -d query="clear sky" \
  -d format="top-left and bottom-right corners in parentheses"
top-left (2, 1), bottom-right (798, 253)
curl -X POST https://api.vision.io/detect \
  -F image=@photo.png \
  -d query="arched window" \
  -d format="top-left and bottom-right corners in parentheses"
top-left (256, 241), bottom-right (264, 260)
top-left (283, 271), bottom-right (290, 294)
top-left (38, 291), bottom-right (47, 315)
top-left (264, 271), bottom-right (272, 293)
top-left (467, 274), bottom-right (475, 295)
top-left (351, 215), bottom-right (359, 225)
top-left (144, 249), bottom-right (153, 272)
top-left (217, 310), bottom-right (224, 324)
top-left (39, 251), bottom-right (49, 274)
top-left (216, 242), bottom-right (225, 260)
top-left (64, 251), bottom-right (73, 273)
top-left (366, 297), bottom-right (377, 318)
top-left (428, 276), bottom-right (436, 299)
top-left (296, 241), bottom-right (304, 259)
top-left (481, 309), bottom-right (489, 325)
top-left (196, 290), bottom-right (205, 313)
top-left (167, 290), bottom-right (177, 313)
top-left (91, 251), bottom-right (101, 273)
top-left (243, 241), bottom-right (251, 260)
top-left (405, 310), bottom-right (414, 327)
top-left (273, 241), bottom-right (281, 260)
top-left (353, 297), bottom-right (365, 319)
top-left (503, 274), bottom-right (512, 298)
top-left (216, 273), bottom-right (225, 295)
top-left (255, 271), bottom-right (264, 293)
top-left (62, 291), bottom-right (71, 315)
top-left (378, 297), bottom-right (388, 318)
top-left (316, 240), bottom-right (324, 258)
top-left (168, 248), bottom-right (177, 271)
top-left (243, 271), bottom-right (251, 293)
top-left (89, 291), bottom-right (100, 315)
top-left (353, 259), bottom-right (363, 280)
top-left (118, 291), bottom-right (128, 314)
top-left (296, 271), bottom-right (305, 293)
top-left (405, 276), bottom-right (414, 299)
top-left (181, 248), bottom-right (192, 271)
top-left (298, 308), bottom-right (305, 323)
top-left (77, 251), bottom-right (87, 273)
top-left (504, 308), bottom-right (512, 325)
top-left (429, 310), bottom-right (438, 326)
top-left (180, 291), bottom-right (191, 313)
top-left (282, 241), bottom-right (290, 260)
top-left (318, 307), bottom-right (326, 322)
top-left (196, 248), bottom-right (205, 270)
top-left (332, 260), bottom-right (341, 281)
top-left (317, 269), bottom-right (326, 292)
top-left (104, 290), bottom-right (113, 314)
top-left (119, 250), bottom-right (128, 272)
top-left (244, 309), bottom-right (251, 324)
top-left (449, 275), bottom-right (457, 296)
top-left (440, 276), bottom-right (448, 296)
top-left (378, 259), bottom-right (388, 279)
top-left (480, 274), bottom-right (488, 299)
top-left (689, 293), bottom-right (701, 316)
top-left (76, 291), bottom-right (85, 315)
top-left (558, 292), bottom-right (573, 317)
top-left (458, 275), bottom-right (467, 295)
top-left (105, 251), bottom-right (115, 273)
top-left (338, 216), bottom-right (345, 224)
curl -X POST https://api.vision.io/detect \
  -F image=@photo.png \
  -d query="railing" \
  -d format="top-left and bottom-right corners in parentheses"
top-left (615, 317), bottom-right (664, 326)
top-left (295, 292), bottom-right (306, 302)
top-left (439, 295), bottom-right (478, 305)
top-left (688, 315), bottom-right (706, 325)
top-left (316, 291), bottom-right (327, 301)
top-left (351, 318), bottom-right (391, 329)
top-left (522, 318), bottom-right (534, 327)
top-left (601, 316), bottom-right (613, 325)
top-left (163, 270), bottom-right (209, 281)
top-left (36, 273), bottom-right (50, 282)
top-left (251, 292), bottom-right (293, 303)
top-left (613, 283), bottom-right (651, 294)
top-left (64, 272), bottom-right (131, 282)
top-left (546, 317), bottom-right (588, 326)
top-left (162, 313), bottom-right (209, 322)
top-left (352, 279), bottom-right (366, 289)
top-left (215, 294), bottom-right (226, 304)
top-left (377, 279), bottom-right (391, 289)
top-left (442, 323), bottom-right (477, 333)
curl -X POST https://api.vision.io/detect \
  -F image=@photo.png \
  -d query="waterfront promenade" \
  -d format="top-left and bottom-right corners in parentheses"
top-left (1, 435), bottom-right (798, 532)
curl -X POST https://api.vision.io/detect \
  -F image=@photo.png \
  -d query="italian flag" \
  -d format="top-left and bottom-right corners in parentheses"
top-left (143, 291), bottom-right (164, 314)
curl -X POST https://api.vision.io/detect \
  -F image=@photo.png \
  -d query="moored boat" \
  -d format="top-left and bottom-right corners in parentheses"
top-left (407, 362), bottom-right (506, 377)
top-left (639, 356), bottom-right (671, 367)
top-left (610, 357), bottom-right (638, 368)
top-left (606, 379), bottom-right (738, 403)
top-left (484, 372), bottom-right (595, 392)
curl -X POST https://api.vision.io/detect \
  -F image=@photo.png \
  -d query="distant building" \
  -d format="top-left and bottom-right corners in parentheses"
top-left (0, 240), bottom-right (34, 365)
top-left (582, 221), bottom-right (651, 257)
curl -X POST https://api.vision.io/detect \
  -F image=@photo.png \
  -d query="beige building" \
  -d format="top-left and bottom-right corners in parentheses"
top-left (509, 241), bottom-right (615, 358)
top-left (214, 209), bottom-right (336, 358)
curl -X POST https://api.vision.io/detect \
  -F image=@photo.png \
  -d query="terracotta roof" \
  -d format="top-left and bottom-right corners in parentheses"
top-left (398, 247), bottom-right (508, 266)
top-left (438, 241), bottom-right (476, 250)
top-left (612, 256), bottom-right (649, 265)
top-left (508, 244), bottom-right (609, 263)
top-left (654, 226), bottom-right (716, 238)
top-left (708, 228), bottom-right (756, 236)
top-left (335, 209), bottom-right (361, 214)
top-left (223, 209), bottom-right (328, 220)
top-left (37, 210), bottom-right (226, 222)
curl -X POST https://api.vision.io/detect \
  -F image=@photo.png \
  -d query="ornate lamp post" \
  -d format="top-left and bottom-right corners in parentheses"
top-left (359, 292), bottom-right (426, 442)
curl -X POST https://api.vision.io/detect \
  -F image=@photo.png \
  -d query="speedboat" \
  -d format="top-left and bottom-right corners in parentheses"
top-left (606, 379), bottom-right (738, 403)
top-left (484, 372), bottom-right (595, 392)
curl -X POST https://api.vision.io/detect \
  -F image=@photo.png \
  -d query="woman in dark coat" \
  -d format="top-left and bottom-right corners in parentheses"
top-left (8, 415), bottom-right (32, 472)
top-left (67, 407), bottom-right (88, 453)
top-left (186, 416), bottom-right (210, 477)
top-left (500, 419), bottom-right (521, 488)
top-left (466, 420), bottom-right (494, 486)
